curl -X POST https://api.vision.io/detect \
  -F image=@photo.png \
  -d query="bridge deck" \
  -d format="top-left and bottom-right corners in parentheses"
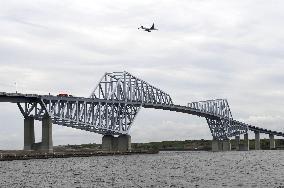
top-left (142, 103), bottom-right (284, 137)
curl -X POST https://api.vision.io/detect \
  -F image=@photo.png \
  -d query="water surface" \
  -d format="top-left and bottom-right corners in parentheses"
top-left (0, 150), bottom-right (283, 187)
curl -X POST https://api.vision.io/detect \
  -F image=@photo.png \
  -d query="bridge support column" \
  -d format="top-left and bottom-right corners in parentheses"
top-left (222, 139), bottom-right (231, 151)
top-left (239, 133), bottom-right (249, 151)
top-left (269, 134), bottom-right (275, 149)
top-left (255, 131), bottom-right (260, 150)
top-left (102, 135), bottom-right (115, 151)
top-left (40, 115), bottom-right (53, 153)
top-left (112, 137), bottom-right (118, 151)
top-left (212, 139), bottom-right (222, 152)
top-left (24, 116), bottom-right (35, 150)
top-left (235, 135), bottom-right (240, 151)
top-left (118, 135), bottom-right (131, 152)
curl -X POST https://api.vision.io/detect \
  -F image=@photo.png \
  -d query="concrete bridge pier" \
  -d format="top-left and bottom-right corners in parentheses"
top-left (212, 139), bottom-right (221, 152)
top-left (244, 133), bottom-right (249, 151)
top-left (235, 135), bottom-right (240, 150)
top-left (118, 135), bottom-right (131, 152)
top-left (222, 139), bottom-right (231, 151)
top-left (212, 139), bottom-right (231, 151)
top-left (269, 134), bottom-right (275, 149)
top-left (239, 133), bottom-right (249, 151)
top-left (102, 135), bottom-right (115, 151)
top-left (255, 131), bottom-right (260, 150)
top-left (23, 115), bottom-right (53, 153)
top-left (40, 115), bottom-right (53, 152)
top-left (102, 134), bottom-right (131, 152)
top-left (24, 116), bottom-right (35, 150)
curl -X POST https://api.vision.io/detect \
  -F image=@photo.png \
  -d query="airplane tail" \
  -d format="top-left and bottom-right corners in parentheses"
top-left (150, 23), bottom-right (158, 30)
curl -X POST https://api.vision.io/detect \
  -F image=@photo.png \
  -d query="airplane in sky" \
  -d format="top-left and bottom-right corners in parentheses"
top-left (138, 23), bottom-right (158, 32)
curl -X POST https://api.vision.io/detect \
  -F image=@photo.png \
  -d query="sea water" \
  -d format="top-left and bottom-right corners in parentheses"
top-left (0, 150), bottom-right (283, 187)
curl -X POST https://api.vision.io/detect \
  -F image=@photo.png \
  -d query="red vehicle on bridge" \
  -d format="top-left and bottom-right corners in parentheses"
top-left (57, 93), bottom-right (69, 97)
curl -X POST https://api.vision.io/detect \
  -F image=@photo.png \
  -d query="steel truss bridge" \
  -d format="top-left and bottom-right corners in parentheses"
top-left (0, 71), bottom-right (283, 140)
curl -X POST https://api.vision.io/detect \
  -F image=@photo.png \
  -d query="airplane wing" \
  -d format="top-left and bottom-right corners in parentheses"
top-left (150, 23), bottom-right (155, 30)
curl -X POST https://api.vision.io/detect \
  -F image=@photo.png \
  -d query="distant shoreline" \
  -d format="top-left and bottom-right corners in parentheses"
top-left (0, 150), bottom-right (159, 161)
top-left (1, 138), bottom-right (284, 153)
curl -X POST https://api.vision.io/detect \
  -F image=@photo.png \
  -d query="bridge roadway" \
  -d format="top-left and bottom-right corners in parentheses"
top-left (1, 92), bottom-right (283, 137)
top-left (143, 103), bottom-right (284, 137)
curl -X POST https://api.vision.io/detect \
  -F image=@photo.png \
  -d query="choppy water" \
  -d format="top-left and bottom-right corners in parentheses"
top-left (0, 150), bottom-right (284, 188)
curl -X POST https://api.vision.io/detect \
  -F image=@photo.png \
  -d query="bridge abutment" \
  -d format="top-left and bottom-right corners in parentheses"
top-left (255, 131), bottom-right (260, 150)
top-left (24, 116), bottom-right (35, 150)
top-left (269, 134), bottom-right (275, 149)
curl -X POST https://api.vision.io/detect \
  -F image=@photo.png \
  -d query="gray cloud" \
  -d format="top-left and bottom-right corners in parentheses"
top-left (0, 0), bottom-right (284, 149)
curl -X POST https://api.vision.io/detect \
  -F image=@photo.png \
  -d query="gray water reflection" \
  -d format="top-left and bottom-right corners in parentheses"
top-left (0, 150), bottom-right (284, 188)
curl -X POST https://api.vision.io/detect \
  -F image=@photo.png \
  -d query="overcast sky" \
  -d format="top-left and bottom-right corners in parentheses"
top-left (0, 0), bottom-right (284, 149)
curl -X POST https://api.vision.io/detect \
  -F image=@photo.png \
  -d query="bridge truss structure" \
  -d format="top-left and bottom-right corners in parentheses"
top-left (90, 71), bottom-right (173, 105)
top-left (0, 72), bottom-right (173, 136)
top-left (188, 99), bottom-right (248, 140)
top-left (1, 71), bottom-right (283, 140)
top-left (16, 97), bottom-right (141, 135)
